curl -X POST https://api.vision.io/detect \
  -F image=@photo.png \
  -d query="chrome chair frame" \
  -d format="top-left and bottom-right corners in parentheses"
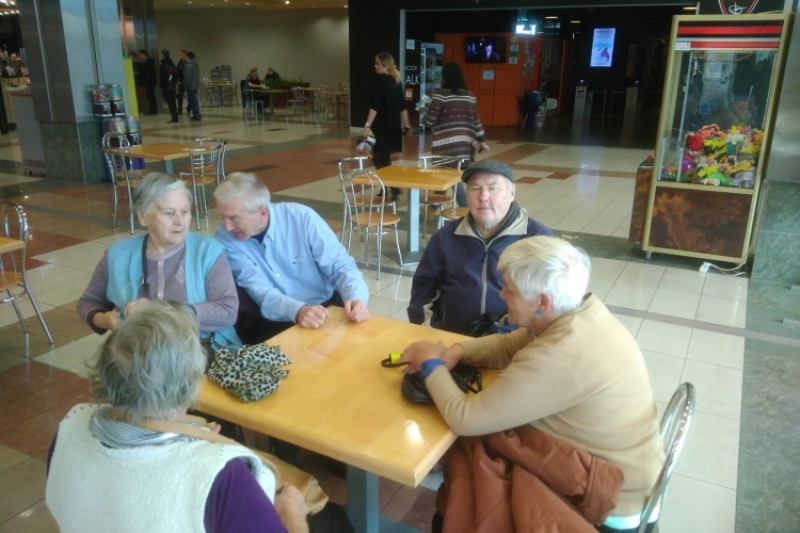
top-left (636, 382), bottom-right (696, 533)
top-left (287, 86), bottom-right (309, 115)
top-left (245, 88), bottom-right (265, 116)
top-left (103, 131), bottom-right (144, 235)
top-left (342, 169), bottom-right (402, 279)
top-left (418, 155), bottom-right (471, 240)
top-left (180, 143), bottom-right (223, 229)
top-left (0, 202), bottom-right (53, 345)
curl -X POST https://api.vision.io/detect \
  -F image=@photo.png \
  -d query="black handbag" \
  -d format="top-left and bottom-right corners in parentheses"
top-left (401, 364), bottom-right (482, 404)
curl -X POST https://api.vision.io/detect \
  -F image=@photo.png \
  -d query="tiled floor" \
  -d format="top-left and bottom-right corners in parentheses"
top-left (0, 103), bottom-right (789, 532)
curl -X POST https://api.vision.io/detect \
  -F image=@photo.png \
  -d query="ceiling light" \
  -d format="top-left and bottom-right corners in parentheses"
top-left (545, 16), bottom-right (558, 19)
top-left (682, 5), bottom-right (696, 9)
top-left (285, 0), bottom-right (289, 3)
top-left (570, 20), bottom-right (580, 23)
top-left (344, 4), bottom-right (348, 7)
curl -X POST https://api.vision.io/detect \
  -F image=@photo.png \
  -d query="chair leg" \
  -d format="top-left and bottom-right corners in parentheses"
top-left (340, 204), bottom-right (348, 244)
top-left (393, 225), bottom-right (403, 266)
top-left (421, 201), bottom-right (429, 244)
top-left (192, 180), bottom-right (201, 230)
top-left (376, 225), bottom-right (383, 281)
top-left (201, 185), bottom-right (209, 218)
top-left (346, 223), bottom-right (353, 254)
top-left (8, 289), bottom-right (28, 334)
top-left (111, 183), bottom-right (118, 229)
top-left (126, 182), bottom-right (135, 234)
top-left (24, 282), bottom-right (54, 344)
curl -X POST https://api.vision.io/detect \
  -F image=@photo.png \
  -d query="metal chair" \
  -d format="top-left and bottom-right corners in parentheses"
top-left (418, 155), bottom-right (471, 242)
top-left (179, 143), bottom-right (223, 229)
top-left (180, 137), bottom-right (227, 180)
top-left (337, 157), bottom-right (396, 245)
top-left (0, 202), bottom-right (53, 345)
top-left (103, 131), bottom-right (148, 234)
top-left (635, 382), bottom-right (697, 533)
top-left (337, 82), bottom-right (350, 120)
top-left (245, 88), bottom-right (264, 116)
top-left (342, 169), bottom-right (402, 279)
top-left (315, 85), bottom-right (333, 121)
top-left (287, 86), bottom-right (309, 115)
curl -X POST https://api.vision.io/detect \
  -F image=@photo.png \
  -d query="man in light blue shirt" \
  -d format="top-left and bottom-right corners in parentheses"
top-left (214, 172), bottom-right (369, 344)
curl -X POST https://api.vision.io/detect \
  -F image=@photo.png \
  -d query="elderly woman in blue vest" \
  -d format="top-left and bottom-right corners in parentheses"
top-left (78, 172), bottom-right (240, 354)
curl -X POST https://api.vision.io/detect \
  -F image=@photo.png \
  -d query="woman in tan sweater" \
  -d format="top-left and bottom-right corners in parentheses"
top-left (400, 236), bottom-right (664, 531)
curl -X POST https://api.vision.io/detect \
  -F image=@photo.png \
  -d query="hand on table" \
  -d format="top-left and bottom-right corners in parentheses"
top-left (344, 300), bottom-right (369, 323)
top-left (398, 340), bottom-right (465, 373)
top-left (123, 298), bottom-right (148, 318)
top-left (296, 305), bottom-right (330, 328)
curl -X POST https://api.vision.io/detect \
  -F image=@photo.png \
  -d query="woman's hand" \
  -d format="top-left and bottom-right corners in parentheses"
top-left (274, 484), bottom-right (310, 533)
top-left (93, 310), bottom-right (120, 331)
top-left (123, 298), bottom-right (148, 318)
top-left (398, 340), bottom-right (465, 373)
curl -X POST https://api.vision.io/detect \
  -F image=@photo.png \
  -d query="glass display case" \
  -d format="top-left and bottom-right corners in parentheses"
top-left (643, 13), bottom-right (793, 262)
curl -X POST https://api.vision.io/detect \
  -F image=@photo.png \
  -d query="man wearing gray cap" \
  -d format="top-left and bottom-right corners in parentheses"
top-left (408, 159), bottom-right (553, 336)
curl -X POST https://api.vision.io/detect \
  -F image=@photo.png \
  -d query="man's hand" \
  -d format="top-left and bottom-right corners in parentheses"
top-left (344, 300), bottom-right (369, 323)
top-left (296, 305), bottom-right (330, 328)
top-left (274, 484), bottom-right (309, 533)
top-left (123, 298), bottom-right (148, 318)
top-left (399, 341), bottom-right (466, 373)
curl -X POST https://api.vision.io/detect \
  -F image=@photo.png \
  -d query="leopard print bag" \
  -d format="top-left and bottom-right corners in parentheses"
top-left (207, 344), bottom-right (292, 403)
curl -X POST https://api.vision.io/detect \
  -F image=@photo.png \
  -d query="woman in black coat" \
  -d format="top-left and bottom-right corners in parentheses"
top-left (361, 51), bottom-right (411, 202)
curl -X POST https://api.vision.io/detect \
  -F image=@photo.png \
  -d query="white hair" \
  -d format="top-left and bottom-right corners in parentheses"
top-left (133, 172), bottom-right (192, 215)
top-left (497, 236), bottom-right (591, 314)
top-left (213, 172), bottom-right (271, 213)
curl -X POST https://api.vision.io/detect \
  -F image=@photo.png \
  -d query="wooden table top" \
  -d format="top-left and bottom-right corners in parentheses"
top-left (126, 143), bottom-right (198, 161)
top-left (368, 165), bottom-right (463, 190)
top-left (193, 307), bottom-right (480, 487)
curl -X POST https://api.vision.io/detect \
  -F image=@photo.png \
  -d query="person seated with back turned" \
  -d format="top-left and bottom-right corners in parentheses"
top-left (214, 172), bottom-right (370, 345)
top-left (400, 236), bottom-right (664, 533)
top-left (46, 300), bottom-right (354, 533)
top-left (407, 159), bottom-right (552, 337)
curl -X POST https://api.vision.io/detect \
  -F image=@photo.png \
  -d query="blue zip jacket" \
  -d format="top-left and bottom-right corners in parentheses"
top-left (407, 208), bottom-right (552, 336)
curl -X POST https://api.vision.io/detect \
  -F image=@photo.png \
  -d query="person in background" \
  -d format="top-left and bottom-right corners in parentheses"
top-left (408, 159), bottom-right (552, 336)
top-left (361, 51), bottom-right (411, 203)
top-left (78, 173), bottom-right (240, 358)
top-left (139, 49), bottom-right (158, 115)
top-left (245, 67), bottom-right (268, 111)
top-left (422, 62), bottom-right (489, 207)
top-left (183, 50), bottom-right (202, 121)
top-left (265, 67), bottom-right (282, 85)
top-left (213, 172), bottom-right (369, 345)
top-left (400, 236), bottom-right (664, 533)
top-left (130, 52), bottom-right (146, 115)
top-left (176, 49), bottom-right (188, 115)
top-left (159, 49), bottom-right (179, 124)
top-left (46, 300), bottom-right (353, 533)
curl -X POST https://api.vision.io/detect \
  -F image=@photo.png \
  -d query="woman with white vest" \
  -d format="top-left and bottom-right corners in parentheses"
top-left (78, 172), bottom-right (241, 357)
top-left (46, 301), bottom-right (313, 533)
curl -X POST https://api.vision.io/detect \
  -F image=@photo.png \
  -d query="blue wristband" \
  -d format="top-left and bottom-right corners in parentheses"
top-left (419, 358), bottom-right (446, 378)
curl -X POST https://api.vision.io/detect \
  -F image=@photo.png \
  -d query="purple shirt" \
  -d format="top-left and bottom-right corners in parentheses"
top-left (48, 435), bottom-right (288, 533)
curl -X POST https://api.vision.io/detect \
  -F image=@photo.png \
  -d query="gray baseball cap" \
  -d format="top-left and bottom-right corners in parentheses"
top-left (461, 159), bottom-right (514, 183)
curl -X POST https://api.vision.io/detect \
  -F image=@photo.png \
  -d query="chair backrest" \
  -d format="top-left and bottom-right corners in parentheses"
top-left (195, 137), bottom-right (227, 177)
top-left (418, 155), bottom-right (471, 171)
top-left (102, 132), bottom-right (132, 182)
top-left (342, 169), bottom-right (389, 226)
top-left (292, 86), bottom-right (305, 100)
top-left (0, 202), bottom-right (29, 274)
top-left (183, 144), bottom-right (223, 181)
top-left (636, 382), bottom-right (696, 533)
top-left (337, 157), bottom-right (369, 213)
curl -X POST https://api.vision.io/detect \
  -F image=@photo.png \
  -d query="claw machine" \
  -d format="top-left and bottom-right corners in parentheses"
top-left (642, 13), bottom-right (793, 262)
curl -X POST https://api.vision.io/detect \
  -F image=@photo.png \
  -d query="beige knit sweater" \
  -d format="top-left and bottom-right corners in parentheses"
top-left (425, 294), bottom-right (664, 517)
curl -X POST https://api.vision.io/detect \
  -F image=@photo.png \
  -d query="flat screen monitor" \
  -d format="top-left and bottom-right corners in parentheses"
top-left (466, 37), bottom-right (506, 63)
top-left (590, 28), bottom-right (616, 67)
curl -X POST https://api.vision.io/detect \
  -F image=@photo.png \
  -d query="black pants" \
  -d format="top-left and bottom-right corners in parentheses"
top-left (373, 149), bottom-right (401, 198)
top-left (234, 286), bottom-right (345, 346)
top-left (162, 89), bottom-right (178, 121)
top-left (433, 513), bottom-right (658, 533)
top-left (177, 83), bottom-right (186, 112)
top-left (145, 84), bottom-right (158, 114)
